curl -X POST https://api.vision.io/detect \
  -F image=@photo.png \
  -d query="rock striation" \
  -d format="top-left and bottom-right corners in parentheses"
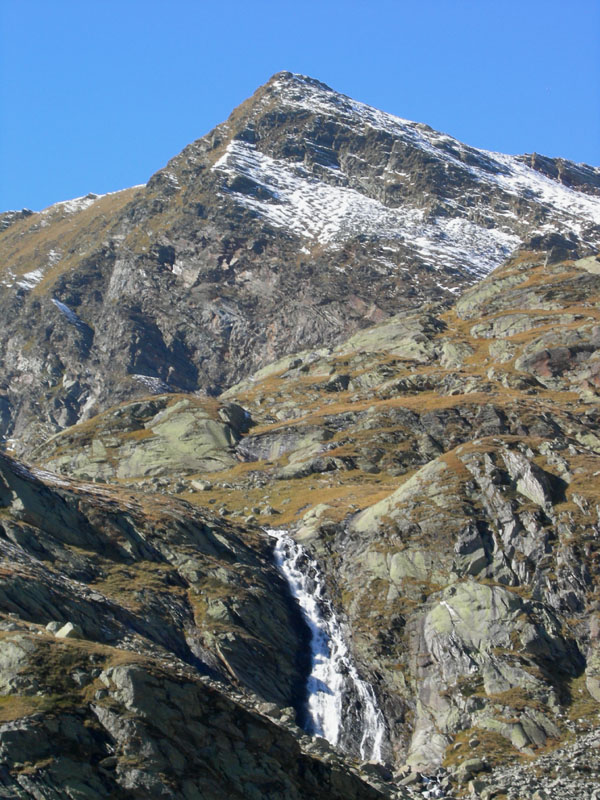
top-left (6, 245), bottom-right (599, 797)
top-left (1, 72), bottom-right (600, 452)
top-left (1, 73), bottom-right (600, 798)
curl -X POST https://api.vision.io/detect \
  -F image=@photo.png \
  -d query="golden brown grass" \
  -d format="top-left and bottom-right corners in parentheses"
top-left (0, 187), bottom-right (142, 294)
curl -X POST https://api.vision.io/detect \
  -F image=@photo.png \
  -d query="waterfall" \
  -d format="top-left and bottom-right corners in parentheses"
top-left (268, 528), bottom-right (386, 762)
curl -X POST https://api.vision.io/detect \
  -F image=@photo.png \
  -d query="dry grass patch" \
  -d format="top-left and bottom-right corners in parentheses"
top-left (182, 470), bottom-right (397, 526)
top-left (443, 728), bottom-right (518, 770)
top-left (0, 694), bottom-right (59, 723)
top-left (486, 687), bottom-right (546, 714)
top-left (0, 187), bottom-right (142, 292)
top-left (565, 673), bottom-right (600, 723)
top-left (91, 560), bottom-right (185, 611)
top-left (514, 265), bottom-right (582, 291)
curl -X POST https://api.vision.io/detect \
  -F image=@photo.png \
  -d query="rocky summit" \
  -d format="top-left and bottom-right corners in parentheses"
top-left (1, 73), bottom-right (600, 799)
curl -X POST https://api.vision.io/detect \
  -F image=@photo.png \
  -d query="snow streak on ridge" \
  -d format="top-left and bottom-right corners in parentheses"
top-left (213, 140), bottom-right (520, 278)
top-left (212, 73), bottom-right (600, 280)
top-left (272, 72), bottom-right (600, 232)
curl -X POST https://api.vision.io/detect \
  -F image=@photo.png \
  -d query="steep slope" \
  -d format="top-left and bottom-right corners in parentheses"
top-left (2, 73), bottom-right (600, 454)
top-left (0, 451), bottom-right (309, 708)
top-left (0, 452), bottom-right (406, 799)
top-left (3, 73), bottom-right (600, 798)
top-left (29, 246), bottom-right (600, 797)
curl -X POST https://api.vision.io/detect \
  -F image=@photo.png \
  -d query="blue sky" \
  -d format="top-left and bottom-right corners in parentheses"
top-left (1, 0), bottom-right (599, 211)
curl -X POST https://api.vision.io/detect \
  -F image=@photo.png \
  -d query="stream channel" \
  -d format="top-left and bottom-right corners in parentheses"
top-left (268, 528), bottom-right (386, 762)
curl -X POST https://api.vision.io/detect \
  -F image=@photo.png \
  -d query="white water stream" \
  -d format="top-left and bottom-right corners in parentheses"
top-left (268, 529), bottom-right (386, 762)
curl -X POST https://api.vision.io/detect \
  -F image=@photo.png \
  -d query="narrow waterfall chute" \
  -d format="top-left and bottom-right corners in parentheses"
top-left (268, 528), bottom-right (386, 762)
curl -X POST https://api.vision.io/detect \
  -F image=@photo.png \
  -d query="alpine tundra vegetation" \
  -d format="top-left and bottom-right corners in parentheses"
top-left (1, 72), bottom-right (600, 799)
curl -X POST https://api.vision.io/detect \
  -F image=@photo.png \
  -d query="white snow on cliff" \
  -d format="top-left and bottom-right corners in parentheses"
top-left (212, 73), bottom-right (600, 278)
top-left (270, 73), bottom-right (600, 232)
top-left (213, 139), bottom-right (520, 277)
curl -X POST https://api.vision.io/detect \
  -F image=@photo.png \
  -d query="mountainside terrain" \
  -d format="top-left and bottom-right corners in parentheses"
top-left (2, 74), bottom-right (600, 799)
top-left (1, 72), bottom-right (600, 453)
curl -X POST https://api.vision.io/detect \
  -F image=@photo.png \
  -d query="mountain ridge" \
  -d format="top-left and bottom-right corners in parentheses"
top-left (3, 243), bottom-right (600, 797)
top-left (1, 73), bottom-right (600, 799)
top-left (2, 72), bottom-right (600, 454)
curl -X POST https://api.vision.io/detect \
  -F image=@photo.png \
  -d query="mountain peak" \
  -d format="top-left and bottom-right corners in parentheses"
top-left (1, 75), bottom-right (600, 452)
top-left (1, 73), bottom-right (600, 798)
top-left (208, 73), bottom-right (600, 276)
top-left (266, 70), bottom-right (334, 92)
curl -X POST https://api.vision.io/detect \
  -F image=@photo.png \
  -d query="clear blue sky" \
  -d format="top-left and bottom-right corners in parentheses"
top-left (1, 0), bottom-right (599, 212)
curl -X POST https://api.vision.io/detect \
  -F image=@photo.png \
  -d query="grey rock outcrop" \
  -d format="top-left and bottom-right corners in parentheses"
top-left (1, 73), bottom-right (599, 453)
top-left (1, 73), bottom-right (600, 798)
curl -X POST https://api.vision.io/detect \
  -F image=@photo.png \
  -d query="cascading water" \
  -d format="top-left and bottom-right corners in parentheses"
top-left (268, 528), bottom-right (387, 762)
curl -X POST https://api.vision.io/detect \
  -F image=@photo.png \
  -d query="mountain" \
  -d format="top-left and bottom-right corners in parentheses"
top-left (1, 74), bottom-right (600, 799)
top-left (1, 71), bottom-right (600, 453)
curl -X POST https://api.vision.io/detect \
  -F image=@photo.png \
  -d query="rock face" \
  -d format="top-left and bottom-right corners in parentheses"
top-left (31, 395), bottom-right (250, 481)
top-left (0, 637), bottom-right (390, 800)
top-left (3, 245), bottom-right (599, 797)
top-left (1, 72), bottom-right (600, 452)
top-left (2, 73), bottom-right (600, 799)
top-left (0, 452), bottom-right (310, 707)
top-left (0, 453), bottom-right (398, 798)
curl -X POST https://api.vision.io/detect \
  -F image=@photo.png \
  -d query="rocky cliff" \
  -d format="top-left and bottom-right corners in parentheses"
top-left (0, 452), bottom-right (401, 799)
top-left (1, 72), bottom-right (600, 453)
top-left (1, 74), bottom-right (600, 799)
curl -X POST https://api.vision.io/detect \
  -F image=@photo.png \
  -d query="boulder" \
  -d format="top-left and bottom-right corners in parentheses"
top-left (55, 622), bottom-right (84, 639)
top-left (453, 757), bottom-right (488, 783)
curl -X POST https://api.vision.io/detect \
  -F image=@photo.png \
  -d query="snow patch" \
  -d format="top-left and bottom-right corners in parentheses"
top-left (51, 299), bottom-right (88, 329)
top-left (213, 140), bottom-right (519, 276)
top-left (131, 374), bottom-right (171, 393)
top-left (47, 249), bottom-right (62, 266)
top-left (46, 194), bottom-right (100, 215)
top-left (16, 269), bottom-right (45, 289)
top-left (1, 269), bottom-right (16, 288)
top-left (39, 185), bottom-right (145, 217)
